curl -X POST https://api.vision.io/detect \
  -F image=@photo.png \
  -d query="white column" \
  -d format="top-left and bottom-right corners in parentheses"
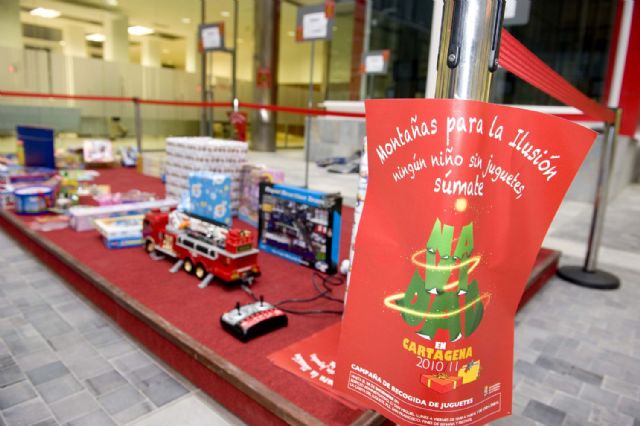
top-left (63, 25), bottom-right (87, 57)
top-left (141, 36), bottom-right (161, 67)
top-left (0, 0), bottom-right (22, 49)
top-left (185, 32), bottom-right (197, 73)
top-left (104, 15), bottom-right (129, 62)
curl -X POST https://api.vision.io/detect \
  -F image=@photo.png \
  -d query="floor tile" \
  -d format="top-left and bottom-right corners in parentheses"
top-left (35, 374), bottom-right (83, 404)
top-left (97, 384), bottom-right (145, 415)
top-left (85, 370), bottom-right (128, 397)
top-left (26, 361), bottom-right (70, 386)
top-left (522, 400), bottom-right (566, 426)
top-left (63, 409), bottom-right (115, 426)
top-left (50, 391), bottom-right (100, 424)
top-left (2, 399), bottom-right (51, 425)
top-left (0, 380), bottom-right (37, 410)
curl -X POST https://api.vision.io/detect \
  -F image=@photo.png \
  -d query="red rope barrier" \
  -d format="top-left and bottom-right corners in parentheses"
top-left (499, 30), bottom-right (615, 123)
top-left (0, 90), bottom-right (365, 118)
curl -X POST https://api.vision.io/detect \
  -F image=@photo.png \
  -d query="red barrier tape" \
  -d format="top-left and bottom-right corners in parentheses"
top-left (499, 30), bottom-right (614, 123)
top-left (0, 90), bottom-right (365, 118)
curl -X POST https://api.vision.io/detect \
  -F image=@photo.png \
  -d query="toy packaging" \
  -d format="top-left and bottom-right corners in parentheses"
top-left (68, 198), bottom-right (177, 231)
top-left (258, 182), bottom-right (342, 274)
top-left (164, 137), bottom-right (247, 213)
top-left (238, 164), bottom-right (285, 227)
top-left (83, 139), bottom-right (114, 164)
top-left (13, 185), bottom-right (57, 214)
top-left (188, 171), bottom-right (232, 226)
top-left (94, 215), bottom-right (144, 249)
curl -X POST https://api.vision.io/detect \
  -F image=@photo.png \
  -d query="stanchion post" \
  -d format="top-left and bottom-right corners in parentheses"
top-left (199, 0), bottom-right (208, 136)
top-left (557, 108), bottom-right (622, 290)
top-left (304, 40), bottom-right (316, 189)
top-left (231, 0), bottom-right (239, 111)
top-left (133, 97), bottom-right (142, 152)
top-left (435, 0), bottom-right (505, 101)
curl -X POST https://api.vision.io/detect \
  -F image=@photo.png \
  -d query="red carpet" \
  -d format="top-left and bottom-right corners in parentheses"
top-left (9, 168), bottom-right (365, 425)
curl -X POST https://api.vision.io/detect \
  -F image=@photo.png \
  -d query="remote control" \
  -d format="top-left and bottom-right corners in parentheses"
top-left (220, 299), bottom-right (288, 342)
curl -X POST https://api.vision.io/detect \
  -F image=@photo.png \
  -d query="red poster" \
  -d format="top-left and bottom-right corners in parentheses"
top-left (269, 323), bottom-right (360, 409)
top-left (335, 99), bottom-right (595, 425)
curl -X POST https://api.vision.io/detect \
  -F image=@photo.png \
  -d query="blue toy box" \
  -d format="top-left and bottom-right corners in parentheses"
top-left (188, 171), bottom-right (232, 226)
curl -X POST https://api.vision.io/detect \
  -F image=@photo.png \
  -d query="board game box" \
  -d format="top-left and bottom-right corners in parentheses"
top-left (258, 183), bottom-right (342, 274)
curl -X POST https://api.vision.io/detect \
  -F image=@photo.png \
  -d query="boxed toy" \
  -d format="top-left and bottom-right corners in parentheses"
top-left (258, 182), bottom-right (342, 274)
top-left (188, 171), bottom-right (232, 226)
top-left (94, 215), bottom-right (144, 249)
top-left (68, 198), bottom-right (177, 231)
top-left (238, 165), bottom-right (285, 227)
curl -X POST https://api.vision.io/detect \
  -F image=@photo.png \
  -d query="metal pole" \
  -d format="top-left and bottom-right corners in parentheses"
top-left (304, 40), bottom-right (315, 189)
top-left (359, 0), bottom-right (372, 100)
top-left (435, 0), bottom-right (505, 101)
top-left (367, 74), bottom-right (374, 98)
top-left (557, 108), bottom-right (621, 290)
top-left (133, 98), bottom-right (142, 152)
top-left (232, 0), bottom-right (238, 110)
top-left (200, 0), bottom-right (208, 136)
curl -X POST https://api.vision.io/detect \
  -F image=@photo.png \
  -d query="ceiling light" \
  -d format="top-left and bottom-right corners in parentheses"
top-left (287, 31), bottom-right (295, 37)
top-left (221, 11), bottom-right (230, 17)
top-left (30, 7), bottom-right (61, 19)
top-left (86, 33), bottom-right (106, 42)
top-left (128, 26), bottom-right (154, 36)
top-left (162, 48), bottom-right (169, 54)
top-left (181, 17), bottom-right (191, 24)
top-left (237, 38), bottom-right (244, 43)
top-left (105, 0), bottom-right (118, 5)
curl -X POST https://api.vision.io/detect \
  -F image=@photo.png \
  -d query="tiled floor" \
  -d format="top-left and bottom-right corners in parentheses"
top-left (0, 232), bottom-right (244, 425)
top-left (1, 148), bottom-right (639, 425)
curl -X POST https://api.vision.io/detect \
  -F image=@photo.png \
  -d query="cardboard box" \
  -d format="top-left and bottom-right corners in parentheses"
top-left (188, 171), bottom-right (232, 226)
top-left (238, 165), bottom-right (285, 227)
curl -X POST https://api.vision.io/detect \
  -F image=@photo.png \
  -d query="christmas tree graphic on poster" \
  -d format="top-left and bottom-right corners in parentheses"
top-left (334, 99), bottom-right (596, 425)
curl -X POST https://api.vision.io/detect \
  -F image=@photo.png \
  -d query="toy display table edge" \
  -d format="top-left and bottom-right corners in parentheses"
top-left (0, 209), bottom-right (386, 426)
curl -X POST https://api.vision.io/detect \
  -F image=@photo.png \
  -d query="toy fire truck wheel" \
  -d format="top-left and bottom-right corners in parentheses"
top-left (145, 239), bottom-right (155, 253)
top-left (183, 258), bottom-right (195, 274)
top-left (195, 264), bottom-right (206, 280)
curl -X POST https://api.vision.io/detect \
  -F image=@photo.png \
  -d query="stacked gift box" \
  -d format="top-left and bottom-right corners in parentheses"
top-left (165, 137), bottom-right (247, 213)
top-left (140, 152), bottom-right (166, 179)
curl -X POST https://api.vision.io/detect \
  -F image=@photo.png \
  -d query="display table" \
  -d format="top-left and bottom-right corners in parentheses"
top-left (0, 168), bottom-right (558, 425)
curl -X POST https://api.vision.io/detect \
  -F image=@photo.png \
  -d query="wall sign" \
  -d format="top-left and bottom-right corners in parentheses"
top-left (363, 50), bottom-right (391, 75)
top-left (199, 22), bottom-right (225, 51)
top-left (296, 3), bottom-right (334, 42)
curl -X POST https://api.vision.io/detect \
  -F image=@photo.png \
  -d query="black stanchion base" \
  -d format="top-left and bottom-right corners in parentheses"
top-left (557, 265), bottom-right (620, 290)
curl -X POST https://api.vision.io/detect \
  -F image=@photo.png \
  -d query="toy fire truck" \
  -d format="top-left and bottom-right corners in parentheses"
top-left (142, 209), bottom-right (260, 288)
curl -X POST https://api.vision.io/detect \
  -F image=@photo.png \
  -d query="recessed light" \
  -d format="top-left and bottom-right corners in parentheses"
top-left (128, 26), bottom-right (154, 36)
top-left (30, 7), bottom-right (61, 19)
top-left (105, 0), bottom-right (118, 5)
top-left (86, 33), bottom-right (106, 42)
top-left (287, 31), bottom-right (295, 37)
top-left (221, 11), bottom-right (230, 17)
top-left (181, 17), bottom-right (191, 24)
top-left (162, 48), bottom-right (169, 54)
